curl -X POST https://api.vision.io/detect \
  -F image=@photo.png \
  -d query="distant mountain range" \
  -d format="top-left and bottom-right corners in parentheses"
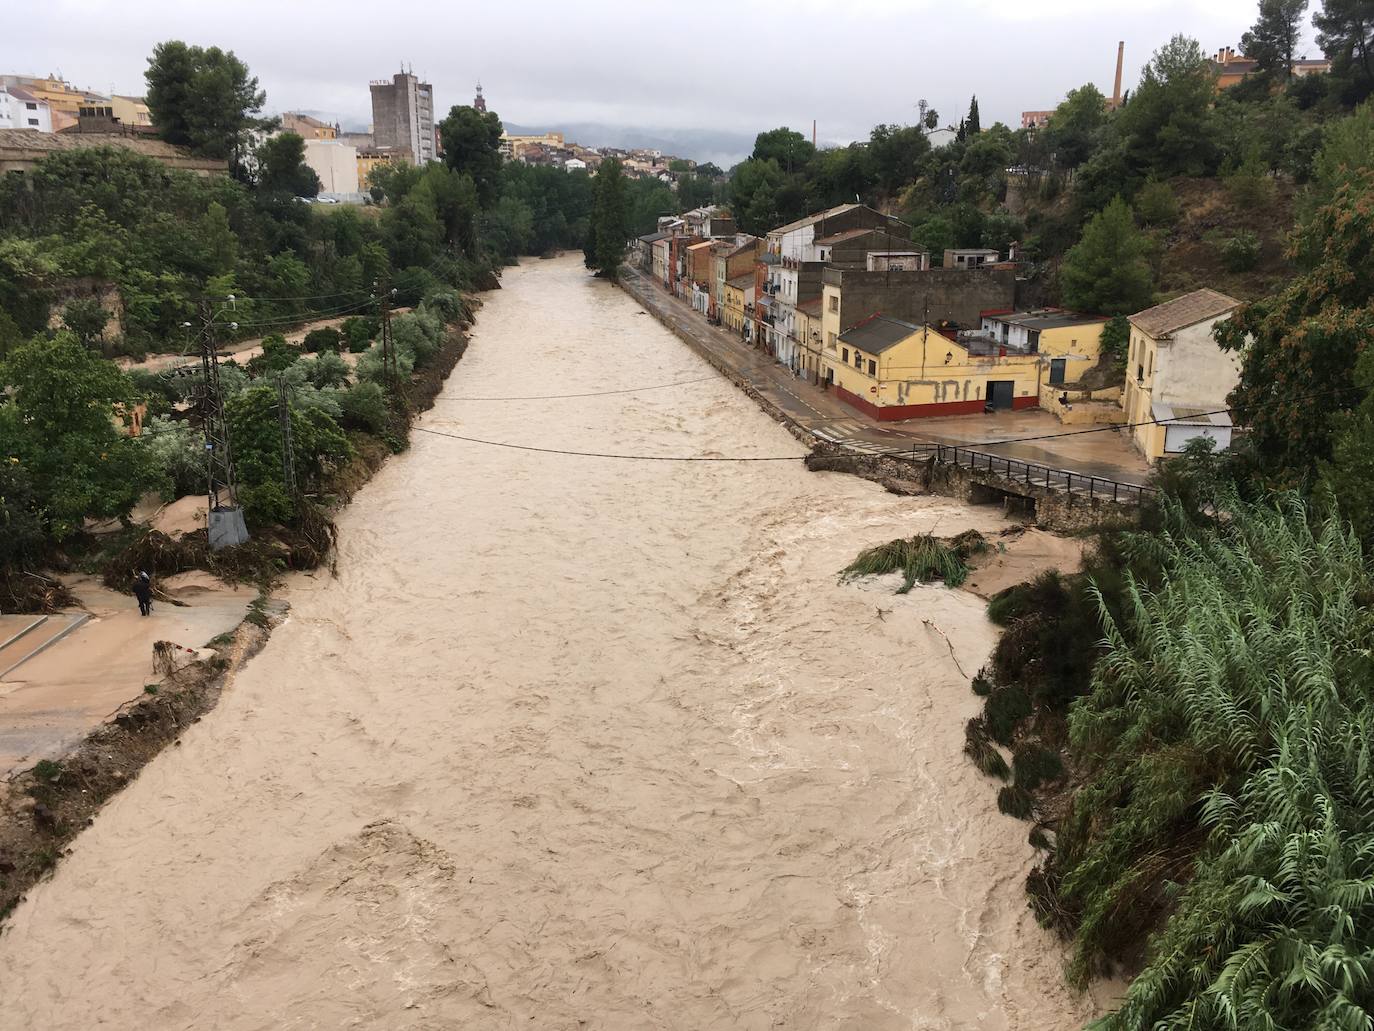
top-left (276, 113), bottom-right (759, 168)
top-left (503, 122), bottom-right (756, 168)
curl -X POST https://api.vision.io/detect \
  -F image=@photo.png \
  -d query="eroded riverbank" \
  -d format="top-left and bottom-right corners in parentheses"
top-left (0, 255), bottom-right (1101, 1028)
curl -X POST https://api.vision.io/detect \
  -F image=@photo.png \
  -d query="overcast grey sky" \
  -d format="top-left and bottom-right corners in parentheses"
top-left (11, 0), bottom-right (1320, 162)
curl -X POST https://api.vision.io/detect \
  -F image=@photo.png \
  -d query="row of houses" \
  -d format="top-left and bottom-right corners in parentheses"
top-left (633, 203), bottom-right (1243, 463)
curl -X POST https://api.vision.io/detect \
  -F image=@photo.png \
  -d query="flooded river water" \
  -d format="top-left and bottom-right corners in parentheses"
top-left (0, 255), bottom-right (1099, 1029)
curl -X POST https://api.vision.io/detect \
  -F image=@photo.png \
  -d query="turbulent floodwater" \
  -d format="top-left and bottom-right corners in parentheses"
top-left (0, 256), bottom-right (1099, 1029)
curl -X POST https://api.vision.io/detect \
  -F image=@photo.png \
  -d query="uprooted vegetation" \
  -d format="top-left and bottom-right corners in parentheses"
top-left (840, 530), bottom-right (988, 591)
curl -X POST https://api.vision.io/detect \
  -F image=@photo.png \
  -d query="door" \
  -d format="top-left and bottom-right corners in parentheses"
top-left (988, 380), bottom-right (1015, 410)
top-left (1048, 358), bottom-right (1067, 386)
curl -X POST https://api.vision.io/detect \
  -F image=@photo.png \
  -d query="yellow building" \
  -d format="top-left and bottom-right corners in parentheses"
top-left (280, 112), bottom-right (337, 140)
top-left (723, 275), bottom-right (754, 341)
top-left (823, 315), bottom-right (1045, 420)
top-left (5, 75), bottom-right (108, 131)
top-left (975, 310), bottom-right (1108, 385)
top-left (110, 95), bottom-right (152, 128)
top-left (795, 298), bottom-right (826, 384)
top-left (1123, 289), bottom-right (1242, 462)
top-left (499, 131), bottom-right (565, 160)
top-left (358, 148), bottom-right (395, 190)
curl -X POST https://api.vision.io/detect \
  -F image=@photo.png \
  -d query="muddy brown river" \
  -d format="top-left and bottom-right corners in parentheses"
top-left (0, 256), bottom-right (1101, 1029)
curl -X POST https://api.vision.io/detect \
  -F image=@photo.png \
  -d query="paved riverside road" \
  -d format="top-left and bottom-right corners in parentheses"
top-left (620, 267), bottom-right (1152, 487)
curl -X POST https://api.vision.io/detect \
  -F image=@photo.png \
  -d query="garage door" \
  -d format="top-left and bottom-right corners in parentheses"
top-left (988, 381), bottom-right (1015, 410)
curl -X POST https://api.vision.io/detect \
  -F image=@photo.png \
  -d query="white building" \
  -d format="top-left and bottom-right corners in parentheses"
top-left (303, 139), bottom-right (360, 195)
top-left (0, 87), bottom-right (52, 131)
top-left (1123, 289), bottom-right (1243, 462)
top-left (564, 157), bottom-right (587, 172)
top-left (763, 204), bottom-right (908, 374)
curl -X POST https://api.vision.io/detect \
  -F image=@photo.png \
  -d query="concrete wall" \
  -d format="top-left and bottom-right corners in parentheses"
top-left (821, 267), bottom-right (1017, 344)
top-left (304, 140), bottom-right (359, 194)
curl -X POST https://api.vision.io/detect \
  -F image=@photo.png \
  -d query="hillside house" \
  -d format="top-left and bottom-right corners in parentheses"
top-left (1123, 288), bottom-right (1242, 462)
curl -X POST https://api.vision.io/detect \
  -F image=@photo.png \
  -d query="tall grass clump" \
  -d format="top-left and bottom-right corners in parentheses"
top-left (840, 531), bottom-right (982, 592)
top-left (1042, 492), bottom-right (1374, 1029)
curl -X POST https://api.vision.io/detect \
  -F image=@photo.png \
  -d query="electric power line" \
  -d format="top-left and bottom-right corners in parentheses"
top-left (413, 425), bottom-right (807, 461)
top-left (430, 375), bottom-right (720, 402)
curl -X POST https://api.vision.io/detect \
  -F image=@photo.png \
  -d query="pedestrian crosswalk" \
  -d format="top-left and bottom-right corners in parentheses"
top-left (810, 423), bottom-right (913, 456)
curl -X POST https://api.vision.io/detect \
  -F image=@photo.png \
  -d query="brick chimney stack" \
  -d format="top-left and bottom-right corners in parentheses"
top-left (1112, 41), bottom-right (1125, 107)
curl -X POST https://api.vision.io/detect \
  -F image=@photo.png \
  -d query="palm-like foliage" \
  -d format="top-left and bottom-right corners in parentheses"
top-left (1052, 493), bottom-right (1374, 1028)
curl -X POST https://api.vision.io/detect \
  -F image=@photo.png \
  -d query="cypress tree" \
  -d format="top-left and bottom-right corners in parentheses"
top-left (585, 158), bottom-right (629, 280)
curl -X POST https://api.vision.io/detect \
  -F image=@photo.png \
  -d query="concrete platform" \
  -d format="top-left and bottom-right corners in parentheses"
top-left (0, 574), bottom-right (256, 774)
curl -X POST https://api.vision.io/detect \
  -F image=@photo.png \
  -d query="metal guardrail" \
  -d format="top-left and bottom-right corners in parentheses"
top-left (886, 442), bottom-right (1159, 505)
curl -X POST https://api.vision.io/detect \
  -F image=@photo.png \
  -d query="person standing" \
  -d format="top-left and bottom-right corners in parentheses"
top-left (133, 571), bottom-right (153, 617)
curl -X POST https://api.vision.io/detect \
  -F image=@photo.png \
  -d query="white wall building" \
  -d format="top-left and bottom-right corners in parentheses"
top-left (0, 87), bottom-right (52, 131)
top-left (1123, 289), bottom-right (1243, 462)
top-left (303, 139), bottom-right (360, 195)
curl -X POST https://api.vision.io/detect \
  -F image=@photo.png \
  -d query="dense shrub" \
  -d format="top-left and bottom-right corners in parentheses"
top-left (342, 316), bottom-right (378, 353)
top-left (301, 327), bottom-right (343, 353)
top-left (338, 381), bottom-right (391, 434)
top-left (1134, 179), bottom-right (1180, 226)
top-left (1219, 230), bottom-right (1260, 271)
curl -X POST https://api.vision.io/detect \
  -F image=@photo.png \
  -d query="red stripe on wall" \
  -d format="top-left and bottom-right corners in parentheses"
top-left (833, 386), bottom-right (1040, 421)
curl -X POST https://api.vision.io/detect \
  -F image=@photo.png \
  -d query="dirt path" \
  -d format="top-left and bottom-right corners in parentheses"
top-left (0, 256), bottom-right (1101, 1029)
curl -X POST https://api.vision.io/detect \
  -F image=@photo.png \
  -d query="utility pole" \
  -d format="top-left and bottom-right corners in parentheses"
top-left (198, 297), bottom-right (250, 550)
top-left (277, 373), bottom-right (297, 499)
top-left (377, 281), bottom-right (399, 393)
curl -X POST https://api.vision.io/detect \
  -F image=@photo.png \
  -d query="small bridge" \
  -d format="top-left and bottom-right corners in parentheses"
top-left (859, 441), bottom-right (1159, 507)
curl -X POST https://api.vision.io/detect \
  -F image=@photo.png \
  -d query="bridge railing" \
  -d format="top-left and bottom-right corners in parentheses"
top-left (887, 442), bottom-right (1159, 505)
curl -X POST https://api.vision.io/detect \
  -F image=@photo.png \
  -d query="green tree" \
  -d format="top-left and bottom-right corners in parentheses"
top-left (225, 385), bottom-right (351, 525)
top-left (675, 172), bottom-right (716, 209)
top-left (1045, 83), bottom-right (1108, 168)
top-left (0, 333), bottom-right (157, 539)
top-left (255, 132), bottom-right (321, 197)
top-left (1118, 35), bottom-right (1219, 179)
top-left (1315, 0), bottom-right (1374, 96)
top-left (965, 95), bottom-right (982, 135)
top-left (729, 158), bottom-right (787, 235)
top-left (584, 158), bottom-right (629, 279)
top-left (61, 298), bottom-right (111, 350)
top-left (751, 127), bottom-right (816, 172)
top-left (0, 462), bottom-right (47, 567)
top-left (1324, 346), bottom-right (1374, 539)
top-left (144, 40), bottom-right (271, 173)
top-left (1058, 196), bottom-right (1154, 314)
top-left (438, 105), bottom-right (504, 207)
top-left (202, 200), bottom-right (238, 273)
top-left (1307, 101), bottom-right (1374, 214)
top-left (1217, 171), bottom-right (1374, 483)
top-left (1241, 0), bottom-right (1310, 80)
top-left (868, 123), bottom-right (930, 196)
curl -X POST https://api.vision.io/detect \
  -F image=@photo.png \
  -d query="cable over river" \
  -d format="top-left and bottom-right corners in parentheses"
top-left (0, 255), bottom-right (1101, 1029)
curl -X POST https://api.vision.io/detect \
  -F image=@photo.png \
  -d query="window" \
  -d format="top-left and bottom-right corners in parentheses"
top-left (867, 359), bottom-right (876, 376)
top-left (25, 102), bottom-right (37, 111)
top-left (853, 351), bottom-right (862, 369)
top-left (27, 118), bottom-right (38, 126)
top-left (827, 332), bottom-right (836, 350)
top-left (828, 295), bottom-right (839, 313)
top-left (841, 347), bottom-right (849, 363)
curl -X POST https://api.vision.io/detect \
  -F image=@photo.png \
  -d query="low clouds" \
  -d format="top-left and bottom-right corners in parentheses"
top-left (21, 0), bottom-right (1288, 159)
